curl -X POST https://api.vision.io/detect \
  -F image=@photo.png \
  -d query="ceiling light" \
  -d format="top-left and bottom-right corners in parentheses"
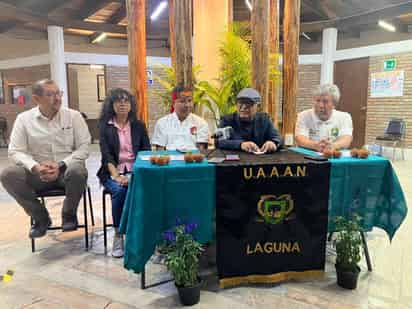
top-left (245, 0), bottom-right (252, 11)
top-left (301, 32), bottom-right (311, 40)
top-left (91, 32), bottom-right (107, 44)
top-left (151, 1), bottom-right (168, 21)
top-left (378, 20), bottom-right (396, 32)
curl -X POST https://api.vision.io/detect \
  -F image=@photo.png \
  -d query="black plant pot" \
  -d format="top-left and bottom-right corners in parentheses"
top-left (335, 264), bottom-right (361, 290)
top-left (175, 279), bottom-right (202, 306)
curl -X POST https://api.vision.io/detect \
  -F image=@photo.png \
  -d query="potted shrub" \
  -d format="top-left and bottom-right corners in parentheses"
top-left (333, 215), bottom-right (362, 289)
top-left (160, 221), bottom-right (203, 306)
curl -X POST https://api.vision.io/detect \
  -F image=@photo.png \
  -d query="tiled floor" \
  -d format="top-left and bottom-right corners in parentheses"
top-left (0, 145), bottom-right (411, 308)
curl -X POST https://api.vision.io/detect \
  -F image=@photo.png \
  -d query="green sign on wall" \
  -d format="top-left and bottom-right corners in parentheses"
top-left (384, 59), bottom-right (397, 71)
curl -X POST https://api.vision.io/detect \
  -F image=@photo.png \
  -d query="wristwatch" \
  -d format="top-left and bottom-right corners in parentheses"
top-left (58, 161), bottom-right (67, 174)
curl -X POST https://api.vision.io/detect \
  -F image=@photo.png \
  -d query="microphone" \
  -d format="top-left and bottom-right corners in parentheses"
top-left (212, 126), bottom-right (232, 140)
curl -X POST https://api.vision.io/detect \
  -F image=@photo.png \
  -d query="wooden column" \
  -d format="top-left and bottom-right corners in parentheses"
top-left (228, 0), bottom-right (233, 23)
top-left (172, 0), bottom-right (193, 88)
top-left (126, 0), bottom-right (148, 125)
top-left (168, 0), bottom-right (176, 72)
top-left (251, 0), bottom-right (270, 113)
top-left (282, 0), bottom-right (300, 143)
top-left (268, 0), bottom-right (280, 125)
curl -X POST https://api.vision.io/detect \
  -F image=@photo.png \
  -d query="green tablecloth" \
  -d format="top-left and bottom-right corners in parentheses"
top-left (120, 148), bottom-right (407, 273)
top-left (119, 151), bottom-right (215, 273)
top-left (290, 147), bottom-right (407, 240)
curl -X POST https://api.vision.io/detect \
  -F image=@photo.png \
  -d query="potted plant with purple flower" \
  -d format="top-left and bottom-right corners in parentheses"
top-left (160, 220), bottom-right (203, 306)
top-left (334, 215), bottom-right (362, 289)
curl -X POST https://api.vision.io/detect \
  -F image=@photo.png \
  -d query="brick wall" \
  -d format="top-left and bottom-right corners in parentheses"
top-left (105, 66), bottom-right (168, 136)
top-left (366, 53), bottom-right (412, 147)
top-left (297, 64), bottom-right (321, 112)
top-left (0, 65), bottom-right (50, 139)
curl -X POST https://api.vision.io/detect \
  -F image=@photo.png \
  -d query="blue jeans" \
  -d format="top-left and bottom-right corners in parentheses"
top-left (103, 179), bottom-right (128, 228)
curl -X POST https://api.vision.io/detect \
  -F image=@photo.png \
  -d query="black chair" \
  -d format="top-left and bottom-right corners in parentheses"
top-left (0, 116), bottom-right (8, 147)
top-left (102, 188), bottom-right (113, 250)
top-left (31, 186), bottom-right (95, 252)
top-left (375, 118), bottom-right (406, 160)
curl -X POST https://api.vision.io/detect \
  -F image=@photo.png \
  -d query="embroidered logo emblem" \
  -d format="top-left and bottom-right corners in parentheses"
top-left (190, 126), bottom-right (197, 136)
top-left (256, 194), bottom-right (295, 225)
top-left (331, 127), bottom-right (339, 138)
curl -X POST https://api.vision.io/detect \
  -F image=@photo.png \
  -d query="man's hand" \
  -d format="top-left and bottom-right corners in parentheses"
top-left (241, 141), bottom-right (259, 153)
top-left (260, 141), bottom-right (277, 153)
top-left (32, 164), bottom-right (48, 176)
top-left (34, 161), bottom-right (59, 182)
top-left (314, 139), bottom-right (332, 152)
top-left (114, 175), bottom-right (129, 186)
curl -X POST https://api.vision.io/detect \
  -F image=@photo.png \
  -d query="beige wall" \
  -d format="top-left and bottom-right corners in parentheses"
top-left (366, 52), bottom-right (412, 147)
top-left (68, 64), bottom-right (105, 120)
top-left (0, 33), bottom-right (169, 61)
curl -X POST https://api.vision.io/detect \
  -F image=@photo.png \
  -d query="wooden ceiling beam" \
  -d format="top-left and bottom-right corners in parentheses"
top-left (300, 2), bottom-right (412, 32)
top-left (0, 1), bottom-right (127, 34)
top-left (318, 0), bottom-right (337, 19)
top-left (88, 2), bottom-right (127, 44)
top-left (77, 0), bottom-right (120, 20)
top-left (108, 1), bottom-right (127, 24)
top-left (301, 0), bottom-right (328, 19)
top-left (21, 0), bottom-right (68, 14)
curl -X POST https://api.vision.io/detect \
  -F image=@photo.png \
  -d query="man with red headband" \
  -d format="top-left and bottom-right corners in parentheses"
top-left (152, 85), bottom-right (209, 151)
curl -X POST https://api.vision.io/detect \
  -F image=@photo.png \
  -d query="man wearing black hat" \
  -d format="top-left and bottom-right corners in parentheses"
top-left (217, 88), bottom-right (282, 153)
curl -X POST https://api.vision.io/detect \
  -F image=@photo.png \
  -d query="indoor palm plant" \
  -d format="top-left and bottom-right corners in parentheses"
top-left (333, 215), bottom-right (362, 289)
top-left (160, 220), bottom-right (203, 306)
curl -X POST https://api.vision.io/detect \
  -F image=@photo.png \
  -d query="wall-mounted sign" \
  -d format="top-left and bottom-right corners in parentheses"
top-left (383, 59), bottom-right (396, 71)
top-left (97, 74), bottom-right (106, 102)
top-left (370, 70), bottom-right (404, 98)
top-left (147, 70), bottom-right (153, 85)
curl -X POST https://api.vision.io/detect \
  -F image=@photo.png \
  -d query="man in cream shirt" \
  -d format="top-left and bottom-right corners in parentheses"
top-left (295, 84), bottom-right (353, 152)
top-left (152, 86), bottom-right (209, 151)
top-left (1, 79), bottom-right (90, 238)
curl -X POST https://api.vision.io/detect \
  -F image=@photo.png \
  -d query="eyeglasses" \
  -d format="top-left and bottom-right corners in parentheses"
top-left (114, 98), bottom-right (130, 105)
top-left (237, 102), bottom-right (254, 109)
top-left (44, 91), bottom-right (63, 98)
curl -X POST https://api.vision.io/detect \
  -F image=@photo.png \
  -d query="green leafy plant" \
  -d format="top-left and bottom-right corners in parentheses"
top-left (334, 215), bottom-right (362, 272)
top-left (218, 29), bottom-right (252, 106)
top-left (195, 80), bottom-right (236, 126)
top-left (160, 220), bottom-right (203, 287)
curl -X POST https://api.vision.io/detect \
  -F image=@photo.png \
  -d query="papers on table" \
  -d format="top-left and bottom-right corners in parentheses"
top-left (140, 155), bottom-right (185, 161)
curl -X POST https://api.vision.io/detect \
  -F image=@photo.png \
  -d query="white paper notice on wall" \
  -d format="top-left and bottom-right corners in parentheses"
top-left (370, 70), bottom-right (404, 98)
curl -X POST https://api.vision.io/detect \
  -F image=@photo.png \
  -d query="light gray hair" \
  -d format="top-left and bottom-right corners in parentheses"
top-left (32, 79), bottom-right (56, 96)
top-left (313, 84), bottom-right (340, 104)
